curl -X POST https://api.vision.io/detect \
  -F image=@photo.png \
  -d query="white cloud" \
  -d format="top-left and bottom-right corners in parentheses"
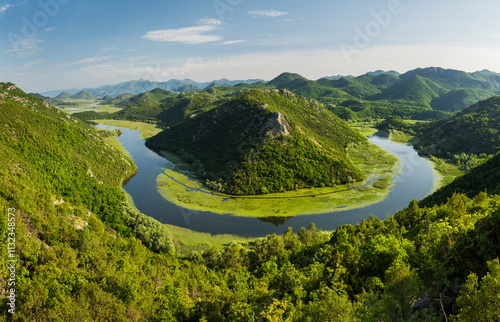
top-left (197, 18), bottom-right (222, 25)
top-left (247, 10), bottom-right (289, 18)
top-left (44, 27), bottom-right (56, 32)
top-left (8, 38), bottom-right (44, 57)
top-left (221, 40), bottom-right (246, 45)
top-left (101, 46), bottom-right (118, 53)
top-left (0, 3), bottom-right (13, 15)
top-left (143, 25), bottom-right (222, 44)
top-left (58, 55), bottom-right (113, 67)
top-left (18, 59), bottom-right (44, 70)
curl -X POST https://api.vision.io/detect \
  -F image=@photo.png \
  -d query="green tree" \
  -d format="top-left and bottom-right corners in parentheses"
top-left (454, 258), bottom-right (500, 321)
top-left (384, 259), bottom-right (423, 320)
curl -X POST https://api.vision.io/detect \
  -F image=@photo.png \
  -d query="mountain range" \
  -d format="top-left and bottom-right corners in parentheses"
top-left (55, 90), bottom-right (101, 100)
top-left (41, 78), bottom-right (265, 98)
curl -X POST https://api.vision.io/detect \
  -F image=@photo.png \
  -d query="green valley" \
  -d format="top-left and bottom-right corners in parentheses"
top-left (3, 68), bottom-right (500, 321)
top-left (5, 0), bottom-right (500, 319)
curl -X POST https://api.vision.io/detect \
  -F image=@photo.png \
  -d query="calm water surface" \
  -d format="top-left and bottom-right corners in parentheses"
top-left (96, 125), bottom-right (435, 237)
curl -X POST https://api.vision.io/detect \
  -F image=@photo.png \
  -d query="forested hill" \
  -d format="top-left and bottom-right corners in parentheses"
top-left (0, 82), bottom-right (137, 233)
top-left (146, 89), bottom-right (366, 195)
top-left (415, 96), bottom-right (500, 156)
top-left (420, 151), bottom-right (500, 207)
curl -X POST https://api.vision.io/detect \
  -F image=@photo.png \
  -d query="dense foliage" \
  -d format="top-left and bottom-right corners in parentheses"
top-left (421, 152), bottom-right (500, 207)
top-left (1, 82), bottom-right (500, 320)
top-left (430, 88), bottom-right (496, 112)
top-left (329, 99), bottom-right (451, 121)
top-left (0, 82), bottom-right (174, 248)
top-left (147, 89), bottom-right (366, 195)
top-left (266, 68), bottom-right (500, 119)
top-left (415, 96), bottom-right (500, 156)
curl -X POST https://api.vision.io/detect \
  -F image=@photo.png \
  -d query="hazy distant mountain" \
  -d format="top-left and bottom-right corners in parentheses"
top-left (42, 78), bottom-right (264, 98)
top-left (29, 93), bottom-right (67, 106)
top-left (477, 69), bottom-right (500, 76)
top-left (54, 90), bottom-right (99, 100)
top-left (55, 91), bottom-right (73, 100)
top-left (366, 70), bottom-right (400, 77)
top-left (320, 74), bottom-right (355, 80)
top-left (72, 90), bottom-right (100, 100)
top-left (173, 84), bottom-right (201, 92)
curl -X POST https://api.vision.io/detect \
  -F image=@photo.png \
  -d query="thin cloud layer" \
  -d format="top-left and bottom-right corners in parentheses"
top-left (247, 10), bottom-right (289, 18)
top-left (0, 3), bottom-right (13, 15)
top-left (197, 18), bottom-right (222, 25)
top-left (58, 55), bottom-right (113, 67)
top-left (143, 19), bottom-right (223, 44)
top-left (221, 40), bottom-right (247, 45)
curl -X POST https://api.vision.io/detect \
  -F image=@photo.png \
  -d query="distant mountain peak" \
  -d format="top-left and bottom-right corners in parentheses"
top-left (478, 69), bottom-right (500, 76)
top-left (267, 72), bottom-right (308, 87)
top-left (366, 70), bottom-right (400, 77)
top-left (41, 78), bottom-right (264, 98)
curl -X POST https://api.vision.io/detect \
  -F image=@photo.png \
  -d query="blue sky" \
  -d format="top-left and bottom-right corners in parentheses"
top-left (1, 0), bottom-right (500, 92)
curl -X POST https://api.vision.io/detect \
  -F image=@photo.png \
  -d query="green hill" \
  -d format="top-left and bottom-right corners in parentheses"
top-left (157, 92), bottom-right (222, 127)
top-left (147, 89), bottom-right (366, 195)
top-left (29, 92), bottom-right (69, 106)
top-left (267, 72), bottom-right (308, 88)
top-left (401, 67), bottom-right (500, 91)
top-left (103, 93), bottom-right (134, 104)
top-left (117, 88), bottom-right (173, 108)
top-left (430, 88), bottom-right (495, 112)
top-left (416, 96), bottom-right (500, 156)
top-left (370, 75), bottom-right (449, 107)
top-left (420, 152), bottom-right (500, 207)
top-left (0, 83), bottom-right (126, 230)
top-left (0, 81), bottom-right (175, 248)
top-left (173, 84), bottom-right (202, 92)
top-left (268, 74), bottom-right (355, 101)
top-left (72, 90), bottom-right (99, 100)
top-left (109, 88), bottom-right (176, 121)
top-left (329, 75), bottom-right (382, 98)
top-left (54, 90), bottom-right (99, 100)
top-left (55, 91), bottom-right (73, 99)
top-left (370, 73), bottom-right (401, 90)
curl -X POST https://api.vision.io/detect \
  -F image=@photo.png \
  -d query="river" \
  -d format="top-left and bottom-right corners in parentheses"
top-left (96, 124), bottom-right (436, 237)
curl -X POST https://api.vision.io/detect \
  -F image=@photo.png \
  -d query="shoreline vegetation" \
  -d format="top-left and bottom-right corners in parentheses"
top-left (90, 116), bottom-right (403, 218)
top-left (66, 103), bottom-right (458, 251)
top-left (155, 141), bottom-right (402, 217)
top-left (84, 114), bottom-right (460, 215)
top-left (378, 127), bottom-right (466, 190)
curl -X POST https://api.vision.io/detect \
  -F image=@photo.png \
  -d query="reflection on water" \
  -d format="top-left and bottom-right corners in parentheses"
top-left (257, 216), bottom-right (293, 226)
top-left (95, 124), bottom-right (436, 237)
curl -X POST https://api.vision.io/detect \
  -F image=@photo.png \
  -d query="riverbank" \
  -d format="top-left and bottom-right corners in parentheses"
top-left (93, 119), bottom-right (163, 139)
top-left (123, 189), bottom-right (257, 256)
top-left (93, 121), bottom-right (437, 237)
top-left (382, 129), bottom-right (463, 192)
top-left (155, 139), bottom-right (401, 217)
top-left (93, 119), bottom-right (403, 218)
